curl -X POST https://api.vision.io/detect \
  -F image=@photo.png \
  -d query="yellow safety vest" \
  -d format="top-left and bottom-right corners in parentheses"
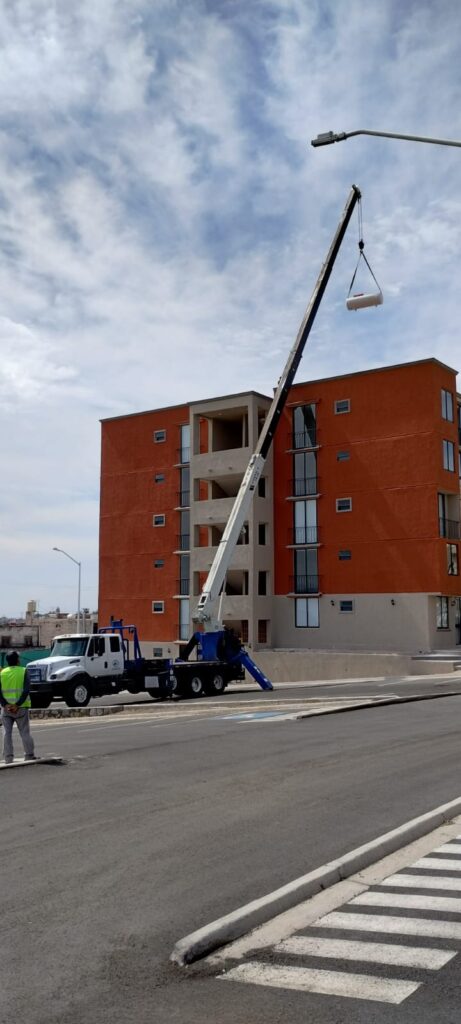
top-left (0, 665), bottom-right (31, 708)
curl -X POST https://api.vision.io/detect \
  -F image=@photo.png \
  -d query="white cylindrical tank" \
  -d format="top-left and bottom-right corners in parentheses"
top-left (346, 291), bottom-right (383, 310)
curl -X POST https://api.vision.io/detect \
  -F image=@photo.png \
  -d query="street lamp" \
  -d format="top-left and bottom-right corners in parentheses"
top-left (311, 129), bottom-right (461, 149)
top-left (52, 547), bottom-right (82, 632)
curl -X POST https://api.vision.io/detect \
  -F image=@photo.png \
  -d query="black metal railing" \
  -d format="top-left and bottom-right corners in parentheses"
top-left (176, 447), bottom-right (190, 464)
top-left (175, 578), bottom-right (190, 595)
top-left (176, 534), bottom-right (190, 550)
top-left (288, 429), bottom-right (317, 450)
top-left (289, 574), bottom-right (320, 594)
top-left (288, 526), bottom-right (319, 545)
top-left (439, 518), bottom-right (461, 540)
top-left (289, 476), bottom-right (318, 497)
top-left (176, 490), bottom-right (190, 507)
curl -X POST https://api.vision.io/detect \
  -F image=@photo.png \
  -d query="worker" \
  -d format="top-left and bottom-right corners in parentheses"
top-left (0, 651), bottom-right (36, 764)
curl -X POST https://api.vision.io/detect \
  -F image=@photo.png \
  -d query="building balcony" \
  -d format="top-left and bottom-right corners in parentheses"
top-left (288, 477), bottom-right (319, 498)
top-left (287, 429), bottom-right (317, 451)
top-left (193, 496), bottom-right (235, 526)
top-left (191, 544), bottom-right (250, 572)
top-left (288, 526), bottom-right (319, 546)
top-left (439, 518), bottom-right (461, 540)
top-left (289, 574), bottom-right (321, 595)
top-left (191, 446), bottom-right (251, 478)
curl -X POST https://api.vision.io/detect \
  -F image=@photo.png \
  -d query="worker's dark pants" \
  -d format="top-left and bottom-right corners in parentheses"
top-left (1, 708), bottom-right (35, 763)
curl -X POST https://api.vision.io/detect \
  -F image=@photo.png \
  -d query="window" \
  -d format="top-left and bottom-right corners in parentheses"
top-left (334, 399), bottom-right (350, 414)
top-left (153, 514), bottom-right (165, 526)
top-left (258, 477), bottom-right (266, 497)
top-left (436, 596), bottom-right (449, 629)
top-left (293, 450), bottom-right (317, 496)
top-left (293, 404), bottom-right (316, 448)
top-left (154, 559), bottom-right (164, 568)
top-left (88, 636), bottom-right (105, 656)
top-left (241, 620), bottom-right (249, 643)
top-left (336, 497), bottom-right (352, 512)
top-left (178, 509), bottom-right (190, 550)
top-left (443, 440), bottom-right (455, 472)
top-left (152, 601), bottom-right (164, 613)
top-left (179, 424), bottom-right (190, 463)
top-left (178, 554), bottom-right (190, 595)
top-left (447, 543), bottom-right (459, 575)
top-left (293, 499), bottom-right (317, 545)
top-left (339, 599), bottom-right (354, 613)
top-left (178, 599), bottom-right (189, 641)
top-left (258, 620), bottom-right (268, 643)
top-left (258, 571), bottom-right (268, 596)
top-left (295, 597), bottom-right (319, 627)
top-left (154, 473), bottom-right (165, 483)
top-left (293, 548), bottom-right (318, 592)
top-left (258, 523), bottom-right (267, 545)
top-left (178, 465), bottom-right (190, 506)
top-left (153, 647), bottom-right (163, 657)
top-left (441, 388), bottom-right (454, 422)
top-left (109, 636), bottom-right (121, 653)
top-left (154, 429), bottom-right (166, 443)
top-left (337, 450), bottom-right (350, 462)
top-left (339, 549), bottom-right (352, 560)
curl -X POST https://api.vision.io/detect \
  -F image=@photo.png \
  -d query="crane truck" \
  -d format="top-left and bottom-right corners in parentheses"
top-left (26, 185), bottom-right (362, 708)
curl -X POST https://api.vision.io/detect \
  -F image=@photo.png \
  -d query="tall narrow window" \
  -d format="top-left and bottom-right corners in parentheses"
top-left (441, 389), bottom-right (454, 422)
top-left (258, 523), bottom-right (267, 545)
top-left (178, 599), bottom-right (189, 641)
top-left (179, 554), bottom-right (190, 594)
top-left (436, 596), bottom-right (449, 629)
top-left (447, 543), bottom-right (458, 575)
top-left (293, 499), bottom-right (317, 545)
top-left (258, 571), bottom-right (268, 596)
top-left (179, 424), bottom-right (190, 463)
top-left (292, 404), bottom-right (316, 449)
top-left (443, 440), bottom-right (455, 472)
top-left (293, 451), bottom-right (317, 496)
top-left (179, 510), bottom-right (190, 550)
top-left (295, 597), bottom-right (319, 627)
top-left (179, 466), bottom-right (190, 507)
top-left (293, 549), bottom-right (318, 593)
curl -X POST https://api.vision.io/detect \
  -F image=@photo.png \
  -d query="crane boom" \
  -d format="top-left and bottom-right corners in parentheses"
top-left (195, 184), bottom-right (361, 633)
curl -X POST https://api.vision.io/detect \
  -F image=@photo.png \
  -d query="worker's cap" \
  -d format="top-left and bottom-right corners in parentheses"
top-left (6, 650), bottom-right (20, 666)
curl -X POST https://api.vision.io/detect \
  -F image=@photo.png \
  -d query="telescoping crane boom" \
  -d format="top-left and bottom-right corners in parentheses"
top-left (183, 185), bottom-right (362, 690)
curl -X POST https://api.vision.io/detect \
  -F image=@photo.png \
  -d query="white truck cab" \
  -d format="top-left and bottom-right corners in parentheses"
top-left (27, 632), bottom-right (125, 708)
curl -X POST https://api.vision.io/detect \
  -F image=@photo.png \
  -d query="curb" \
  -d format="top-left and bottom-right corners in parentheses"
top-left (295, 689), bottom-right (461, 719)
top-left (30, 704), bottom-right (126, 719)
top-left (171, 794), bottom-right (461, 966)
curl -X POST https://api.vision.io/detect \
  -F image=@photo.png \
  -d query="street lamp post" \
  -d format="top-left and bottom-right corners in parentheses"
top-left (52, 547), bottom-right (82, 632)
top-left (311, 129), bottom-right (461, 149)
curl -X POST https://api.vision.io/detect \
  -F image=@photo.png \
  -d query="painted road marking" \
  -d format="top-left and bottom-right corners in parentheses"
top-left (221, 962), bottom-right (419, 1004)
top-left (219, 829), bottom-right (461, 1006)
top-left (274, 935), bottom-right (455, 970)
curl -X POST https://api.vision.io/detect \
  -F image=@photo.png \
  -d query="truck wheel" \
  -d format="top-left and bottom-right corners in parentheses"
top-left (205, 673), bottom-right (226, 696)
top-left (30, 695), bottom-right (52, 709)
top-left (66, 677), bottom-right (91, 707)
top-left (188, 675), bottom-right (204, 698)
top-left (169, 674), bottom-right (179, 697)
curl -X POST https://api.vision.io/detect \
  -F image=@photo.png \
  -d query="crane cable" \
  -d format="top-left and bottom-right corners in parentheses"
top-left (347, 196), bottom-right (382, 297)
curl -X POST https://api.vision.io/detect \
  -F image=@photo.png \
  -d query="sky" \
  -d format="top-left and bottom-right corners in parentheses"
top-left (1, 0), bottom-right (461, 618)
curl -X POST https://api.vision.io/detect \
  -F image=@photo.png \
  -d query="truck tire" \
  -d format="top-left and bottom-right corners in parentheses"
top-left (188, 675), bottom-right (204, 698)
top-left (205, 673), bottom-right (226, 696)
top-left (169, 673), bottom-right (179, 697)
top-left (65, 676), bottom-right (92, 707)
top-left (30, 695), bottom-right (52, 709)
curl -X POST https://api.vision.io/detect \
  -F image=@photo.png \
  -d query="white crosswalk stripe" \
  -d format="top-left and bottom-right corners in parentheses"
top-left (219, 830), bottom-right (461, 1005)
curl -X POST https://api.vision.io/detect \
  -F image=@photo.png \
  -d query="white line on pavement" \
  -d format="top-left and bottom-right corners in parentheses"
top-left (352, 891), bottom-right (461, 913)
top-left (220, 961), bottom-right (420, 1004)
top-left (274, 935), bottom-right (455, 970)
top-left (381, 873), bottom-right (461, 890)
top-left (412, 857), bottom-right (461, 872)
top-left (317, 911), bottom-right (461, 939)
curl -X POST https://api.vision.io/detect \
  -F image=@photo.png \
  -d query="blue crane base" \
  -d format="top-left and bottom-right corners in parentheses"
top-left (190, 630), bottom-right (274, 691)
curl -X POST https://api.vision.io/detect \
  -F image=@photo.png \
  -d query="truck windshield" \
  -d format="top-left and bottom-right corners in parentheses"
top-left (50, 638), bottom-right (88, 658)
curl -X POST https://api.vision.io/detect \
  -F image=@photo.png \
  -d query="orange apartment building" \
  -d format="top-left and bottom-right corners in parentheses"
top-left (99, 358), bottom-right (461, 656)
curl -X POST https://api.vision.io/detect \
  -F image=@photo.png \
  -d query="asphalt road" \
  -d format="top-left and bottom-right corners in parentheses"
top-left (2, 682), bottom-right (461, 1024)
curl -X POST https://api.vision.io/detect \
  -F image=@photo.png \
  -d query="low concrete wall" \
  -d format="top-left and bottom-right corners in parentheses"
top-left (251, 649), bottom-right (414, 682)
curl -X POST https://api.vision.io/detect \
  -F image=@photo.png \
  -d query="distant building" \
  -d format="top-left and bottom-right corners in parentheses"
top-left (0, 607), bottom-right (98, 652)
top-left (99, 358), bottom-right (461, 655)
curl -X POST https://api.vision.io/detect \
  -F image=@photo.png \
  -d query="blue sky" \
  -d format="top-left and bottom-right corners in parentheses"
top-left (1, 0), bottom-right (461, 617)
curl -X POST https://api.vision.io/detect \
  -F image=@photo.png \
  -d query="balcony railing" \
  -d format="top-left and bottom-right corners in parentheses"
top-left (289, 476), bottom-right (318, 497)
top-left (439, 518), bottom-right (461, 540)
top-left (288, 429), bottom-right (317, 450)
top-left (175, 534), bottom-right (190, 550)
top-left (176, 447), bottom-right (190, 464)
top-left (176, 490), bottom-right (190, 507)
top-left (289, 574), bottom-right (320, 594)
top-left (288, 526), bottom-right (319, 545)
top-left (175, 578), bottom-right (190, 595)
